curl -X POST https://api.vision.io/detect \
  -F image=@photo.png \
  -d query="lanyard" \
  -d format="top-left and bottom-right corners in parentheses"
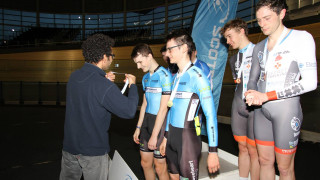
top-left (167, 62), bottom-right (192, 107)
top-left (236, 42), bottom-right (253, 79)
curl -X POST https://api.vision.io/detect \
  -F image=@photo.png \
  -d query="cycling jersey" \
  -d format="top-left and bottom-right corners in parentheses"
top-left (142, 66), bottom-right (172, 115)
top-left (248, 28), bottom-right (317, 100)
top-left (165, 65), bottom-right (218, 151)
top-left (229, 42), bottom-right (254, 99)
top-left (247, 28), bottom-right (317, 154)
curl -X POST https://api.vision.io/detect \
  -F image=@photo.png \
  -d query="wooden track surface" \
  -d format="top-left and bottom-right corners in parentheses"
top-left (0, 23), bottom-right (319, 83)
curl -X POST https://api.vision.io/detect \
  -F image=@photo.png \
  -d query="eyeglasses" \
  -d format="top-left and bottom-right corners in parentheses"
top-left (107, 54), bottom-right (115, 59)
top-left (166, 44), bottom-right (184, 53)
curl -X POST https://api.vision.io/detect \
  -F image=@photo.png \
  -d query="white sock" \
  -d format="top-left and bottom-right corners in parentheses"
top-left (239, 177), bottom-right (248, 180)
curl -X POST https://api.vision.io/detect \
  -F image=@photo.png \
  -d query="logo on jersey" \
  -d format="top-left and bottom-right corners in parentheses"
top-left (258, 51), bottom-right (264, 64)
top-left (275, 54), bottom-right (282, 61)
top-left (291, 117), bottom-right (301, 131)
top-left (274, 62), bottom-right (282, 69)
top-left (151, 80), bottom-right (159, 83)
top-left (144, 79), bottom-right (148, 83)
top-left (289, 139), bottom-right (299, 149)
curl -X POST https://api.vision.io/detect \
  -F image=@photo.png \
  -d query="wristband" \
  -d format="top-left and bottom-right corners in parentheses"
top-left (136, 126), bottom-right (141, 129)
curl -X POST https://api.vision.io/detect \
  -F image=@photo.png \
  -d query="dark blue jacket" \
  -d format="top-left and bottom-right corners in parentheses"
top-left (63, 63), bottom-right (139, 156)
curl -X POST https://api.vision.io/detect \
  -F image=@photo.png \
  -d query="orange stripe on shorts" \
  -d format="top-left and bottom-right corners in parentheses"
top-left (234, 135), bottom-right (246, 142)
top-left (246, 137), bottom-right (256, 147)
top-left (255, 139), bottom-right (274, 146)
top-left (275, 146), bottom-right (297, 155)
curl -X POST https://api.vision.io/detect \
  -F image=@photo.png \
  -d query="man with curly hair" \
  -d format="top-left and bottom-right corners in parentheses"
top-left (60, 34), bottom-right (139, 180)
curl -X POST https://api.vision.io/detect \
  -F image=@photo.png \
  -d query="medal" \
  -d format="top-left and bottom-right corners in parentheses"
top-left (167, 100), bottom-right (173, 107)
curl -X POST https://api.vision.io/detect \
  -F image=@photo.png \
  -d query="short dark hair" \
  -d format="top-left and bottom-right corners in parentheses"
top-left (221, 18), bottom-right (248, 36)
top-left (160, 45), bottom-right (166, 53)
top-left (191, 42), bottom-right (196, 52)
top-left (82, 34), bottom-right (114, 64)
top-left (166, 29), bottom-right (194, 58)
top-left (131, 43), bottom-right (154, 60)
top-left (256, 0), bottom-right (288, 15)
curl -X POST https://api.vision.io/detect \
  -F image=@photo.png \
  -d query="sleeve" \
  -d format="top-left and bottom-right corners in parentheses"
top-left (268, 32), bottom-right (317, 100)
top-left (161, 71), bottom-right (172, 95)
top-left (164, 110), bottom-right (170, 138)
top-left (247, 43), bottom-right (263, 91)
top-left (142, 75), bottom-right (146, 92)
top-left (195, 74), bottom-right (218, 152)
top-left (102, 83), bottom-right (139, 119)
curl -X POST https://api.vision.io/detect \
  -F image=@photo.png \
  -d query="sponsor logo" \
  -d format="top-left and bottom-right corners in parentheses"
top-left (275, 54), bottom-right (282, 61)
top-left (179, 82), bottom-right (187, 85)
top-left (144, 79), bottom-right (148, 83)
top-left (162, 82), bottom-right (171, 87)
top-left (154, 150), bottom-right (161, 155)
top-left (289, 139), bottom-right (299, 148)
top-left (281, 147), bottom-right (297, 154)
top-left (267, 69), bottom-right (286, 78)
top-left (199, 86), bottom-right (211, 92)
top-left (306, 62), bottom-right (317, 67)
top-left (274, 62), bottom-right (282, 69)
top-left (189, 160), bottom-right (196, 180)
top-left (258, 51), bottom-right (264, 63)
top-left (299, 63), bottom-right (304, 68)
top-left (151, 80), bottom-right (159, 83)
top-left (291, 117), bottom-right (301, 131)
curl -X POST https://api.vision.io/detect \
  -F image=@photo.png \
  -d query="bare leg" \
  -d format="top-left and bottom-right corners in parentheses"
top-left (140, 151), bottom-right (155, 180)
top-left (154, 158), bottom-right (169, 180)
top-left (169, 173), bottom-right (179, 180)
top-left (247, 143), bottom-right (260, 180)
top-left (238, 141), bottom-right (250, 178)
top-left (276, 152), bottom-right (296, 180)
top-left (257, 144), bottom-right (275, 180)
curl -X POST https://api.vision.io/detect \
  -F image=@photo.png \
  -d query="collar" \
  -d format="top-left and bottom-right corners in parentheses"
top-left (84, 62), bottom-right (106, 76)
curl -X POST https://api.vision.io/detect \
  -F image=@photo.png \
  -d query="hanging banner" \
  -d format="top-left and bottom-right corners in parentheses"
top-left (191, 0), bottom-right (239, 111)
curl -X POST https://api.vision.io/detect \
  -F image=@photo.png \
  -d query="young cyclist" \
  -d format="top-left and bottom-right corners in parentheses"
top-left (245, 0), bottom-right (317, 179)
top-left (160, 29), bottom-right (219, 180)
top-left (221, 18), bottom-right (260, 180)
top-left (131, 43), bottom-right (171, 180)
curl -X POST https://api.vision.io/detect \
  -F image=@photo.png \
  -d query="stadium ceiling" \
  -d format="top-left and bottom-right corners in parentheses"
top-left (0, 0), bottom-right (183, 14)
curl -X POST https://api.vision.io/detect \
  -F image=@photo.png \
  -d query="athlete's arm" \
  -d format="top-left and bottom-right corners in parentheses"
top-left (195, 75), bottom-right (218, 152)
top-left (267, 33), bottom-right (317, 100)
top-left (246, 44), bottom-right (262, 91)
top-left (246, 33), bottom-right (317, 105)
top-left (245, 42), bottom-right (264, 105)
top-left (159, 137), bottom-right (167, 156)
top-left (148, 94), bottom-right (170, 150)
top-left (208, 153), bottom-right (220, 173)
top-left (133, 94), bottom-right (147, 144)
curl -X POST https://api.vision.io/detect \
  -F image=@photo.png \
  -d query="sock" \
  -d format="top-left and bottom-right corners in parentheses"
top-left (239, 177), bottom-right (248, 180)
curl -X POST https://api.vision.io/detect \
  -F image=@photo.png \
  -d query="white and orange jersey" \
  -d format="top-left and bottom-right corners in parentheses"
top-left (248, 28), bottom-right (317, 100)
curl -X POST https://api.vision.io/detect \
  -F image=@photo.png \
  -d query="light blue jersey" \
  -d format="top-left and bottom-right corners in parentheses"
top-left (142, 66), bottom-right (172, 115)
top-left (165, 65), bottom-right (218, 149)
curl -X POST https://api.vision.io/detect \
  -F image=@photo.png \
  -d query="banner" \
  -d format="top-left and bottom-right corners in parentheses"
top-left (191, 0), bottom-right (239, 111)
